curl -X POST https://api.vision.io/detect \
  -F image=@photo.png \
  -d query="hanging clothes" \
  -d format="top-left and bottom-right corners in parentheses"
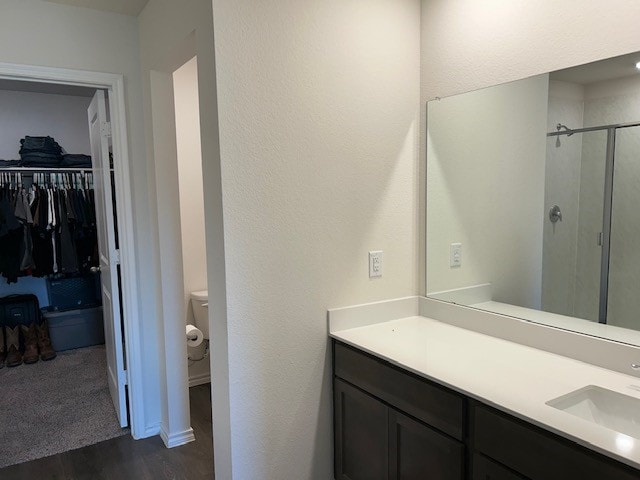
top-left (57, 189), bottom-right (79, 274)
top-left (0, 186), bottom-right (23, 283)
top-left (0, 171), bottom-right (99, 283)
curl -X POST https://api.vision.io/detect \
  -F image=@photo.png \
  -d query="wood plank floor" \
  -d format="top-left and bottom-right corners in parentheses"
top-left (0, 384), bottom-right (214, 480)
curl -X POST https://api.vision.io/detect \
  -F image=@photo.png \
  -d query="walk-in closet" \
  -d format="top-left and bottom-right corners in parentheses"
top-left (0, 80), bottom-right (127, 467)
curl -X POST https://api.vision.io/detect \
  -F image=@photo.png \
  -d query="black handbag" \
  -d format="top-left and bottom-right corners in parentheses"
top-left (0, 294), bottom-right (41, 327)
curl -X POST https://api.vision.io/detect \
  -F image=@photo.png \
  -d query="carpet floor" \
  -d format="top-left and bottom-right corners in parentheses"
top-left (0, 344), bottom-right (128, 468)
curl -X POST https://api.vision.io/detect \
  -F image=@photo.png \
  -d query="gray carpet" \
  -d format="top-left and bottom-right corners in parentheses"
top-left (0, 344), bottom-right (128, 468)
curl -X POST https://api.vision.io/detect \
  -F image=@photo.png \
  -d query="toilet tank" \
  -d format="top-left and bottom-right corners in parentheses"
top-left (190, 290), bottom-right (209, 339)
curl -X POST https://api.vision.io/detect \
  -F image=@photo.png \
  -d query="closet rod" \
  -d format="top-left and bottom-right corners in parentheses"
top-left (0, 167), bottom-right (109, 172)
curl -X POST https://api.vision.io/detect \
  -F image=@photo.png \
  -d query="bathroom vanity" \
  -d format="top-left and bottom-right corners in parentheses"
top-left (331, 50), bottom-right (640, 480)
top-left (329, 303), bottom-right (640, 480)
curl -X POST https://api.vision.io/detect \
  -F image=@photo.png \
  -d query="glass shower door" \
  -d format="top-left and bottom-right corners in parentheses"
top-left (607, 126), bottom-right (640, 330)
top-left (542, 129), bottom-right (608, 322)
top-left (573, 130), bottom-right (609, 322)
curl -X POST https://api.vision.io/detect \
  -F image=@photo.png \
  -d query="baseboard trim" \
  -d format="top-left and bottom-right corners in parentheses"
top-left (160, 425), bottom-right (195, 448)
top-left (189, 372), bottom-right (211, 387)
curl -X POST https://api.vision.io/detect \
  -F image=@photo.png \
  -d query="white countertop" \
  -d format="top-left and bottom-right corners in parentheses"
top-left (330, 314), bottom-right (640, 470)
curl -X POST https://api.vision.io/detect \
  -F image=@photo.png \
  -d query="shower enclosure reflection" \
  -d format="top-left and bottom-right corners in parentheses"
top-left (426, 52), bottom-right (640, 343)
top-left (544, 123), bottom-right (640, 327)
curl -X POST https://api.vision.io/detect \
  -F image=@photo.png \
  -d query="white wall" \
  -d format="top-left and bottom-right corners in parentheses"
top-left (0, 277), bottom-right (49, 307)
top-left (420, 0), bottom-right (640, 297)
top-left (173, 56), bottom-right (209, 383)
top-left (138, 0), bottom-right (228, 463)
top-left (0, 89), bottom-right (91, 159)
top-left (0, 0), bottom-right (161, 437)
top-left (426, 75), bottom-right (548, 308)
top-left (212, 0), bottom-right (420, 477)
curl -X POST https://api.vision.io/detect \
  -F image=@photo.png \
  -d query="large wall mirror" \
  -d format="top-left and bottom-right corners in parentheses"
top-left (426, 51), bottom-right (640, 346)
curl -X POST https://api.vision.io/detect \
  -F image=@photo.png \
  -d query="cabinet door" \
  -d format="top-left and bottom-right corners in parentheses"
top-left (335, 379), bottom-right (388, 480)
top-left (472, 454), bottom-right (527, 480)
top-left (389, 409), bottom-right (463, 480)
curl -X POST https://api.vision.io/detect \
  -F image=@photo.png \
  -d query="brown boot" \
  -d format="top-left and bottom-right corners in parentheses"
top-left (21, 324), bottom-right (39, 364)
top-left (0, 326), bottom-right (6, 368)
top-left (5, 325), bottom-right (23, 367)
top-left (37, 321), bottom-right (57, 361)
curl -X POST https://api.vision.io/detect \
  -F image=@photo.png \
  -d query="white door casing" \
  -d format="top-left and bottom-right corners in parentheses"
top-left (0, 62), bottom-right (145, 439)
top-left (88, 90), bottom-right (128, 428)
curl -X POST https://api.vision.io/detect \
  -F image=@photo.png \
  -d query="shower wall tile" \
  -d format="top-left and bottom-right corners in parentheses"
top-left (542, 93), bottom-right (584, 317)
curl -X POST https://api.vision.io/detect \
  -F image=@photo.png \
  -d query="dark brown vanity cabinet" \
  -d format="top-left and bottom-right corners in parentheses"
top-left (471, 404), bottom-right (640, 480)
top-left (471, 454), bottom-right (526, 480)
top-left (334, 342), bottom-right (464, 480)
top-left (333, 340), bottom-right (640, 480)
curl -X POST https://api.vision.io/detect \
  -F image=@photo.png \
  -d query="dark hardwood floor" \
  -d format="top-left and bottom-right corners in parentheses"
top-left (0, 384), bottom-right (214, 480)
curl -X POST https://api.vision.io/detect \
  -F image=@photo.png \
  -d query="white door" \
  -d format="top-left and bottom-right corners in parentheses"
top-left (88, 90), bottom-right (128, 428)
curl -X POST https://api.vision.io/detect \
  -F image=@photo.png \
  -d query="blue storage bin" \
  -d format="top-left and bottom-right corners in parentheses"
top-left (46, 274), bottom-right (102, 311)
top-left (43, 306), bottom-right (105, 351)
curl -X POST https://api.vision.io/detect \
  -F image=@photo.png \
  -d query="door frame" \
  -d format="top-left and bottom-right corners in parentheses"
top-left (0, 61), bottom-right (145, 439)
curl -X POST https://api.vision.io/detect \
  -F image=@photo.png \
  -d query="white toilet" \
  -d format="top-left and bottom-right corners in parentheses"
top-left (190, 290), bottom-right (209, 339)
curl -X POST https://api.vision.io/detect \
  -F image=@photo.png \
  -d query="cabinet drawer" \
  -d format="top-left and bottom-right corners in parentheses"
top-left (334, 341), bottom-right (464, 440)
top-left (472, 404), bottom-right (639, 480)
top-left (472, 454), bottom-right (527, 480)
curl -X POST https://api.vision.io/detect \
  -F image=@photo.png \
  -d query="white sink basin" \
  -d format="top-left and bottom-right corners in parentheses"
top-left (547, 385), bottom-right (640, 439)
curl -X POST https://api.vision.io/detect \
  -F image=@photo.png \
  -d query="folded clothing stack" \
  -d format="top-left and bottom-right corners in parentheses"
top-left (0, 160), bottom-right (22, 168)
top-left (19, 136), bottom-right (63, 166)
top-left (6, 136), bottom-right (93, 168)
top-left (61, 154), bottom-right (92, 168)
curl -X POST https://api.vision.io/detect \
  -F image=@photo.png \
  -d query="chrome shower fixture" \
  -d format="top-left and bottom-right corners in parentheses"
top-left (555, 123), bottom-right (573, 147)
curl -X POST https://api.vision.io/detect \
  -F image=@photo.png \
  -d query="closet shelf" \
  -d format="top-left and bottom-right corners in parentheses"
top-left (0, 167), bottom-right (106, 172)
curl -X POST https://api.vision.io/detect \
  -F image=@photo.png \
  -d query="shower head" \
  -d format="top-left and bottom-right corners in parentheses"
top-left (556, 123), bottom-right (574, 136)
top-left (555, 123), bottom-right (573, 148)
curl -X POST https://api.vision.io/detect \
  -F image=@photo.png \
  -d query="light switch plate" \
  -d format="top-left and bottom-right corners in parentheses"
top-left (369, 251), bottom-right (383, 278)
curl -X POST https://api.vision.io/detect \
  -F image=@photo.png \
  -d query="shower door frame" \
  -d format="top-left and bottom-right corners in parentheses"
top-left (548, 121), bottom-right (640, 324)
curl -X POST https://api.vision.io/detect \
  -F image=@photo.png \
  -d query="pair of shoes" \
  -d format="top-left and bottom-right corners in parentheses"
top-left (1, 321), bottom-right (57, 367)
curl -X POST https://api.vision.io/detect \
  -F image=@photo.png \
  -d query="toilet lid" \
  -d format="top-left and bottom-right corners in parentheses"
top-left (191, 290), bottom-right (208, 301)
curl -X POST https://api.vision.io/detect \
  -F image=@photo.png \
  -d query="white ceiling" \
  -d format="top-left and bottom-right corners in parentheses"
top-left (551, 51), bottom-right (640, 85)
top-left (44, 0), bottom-right (149, 16)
